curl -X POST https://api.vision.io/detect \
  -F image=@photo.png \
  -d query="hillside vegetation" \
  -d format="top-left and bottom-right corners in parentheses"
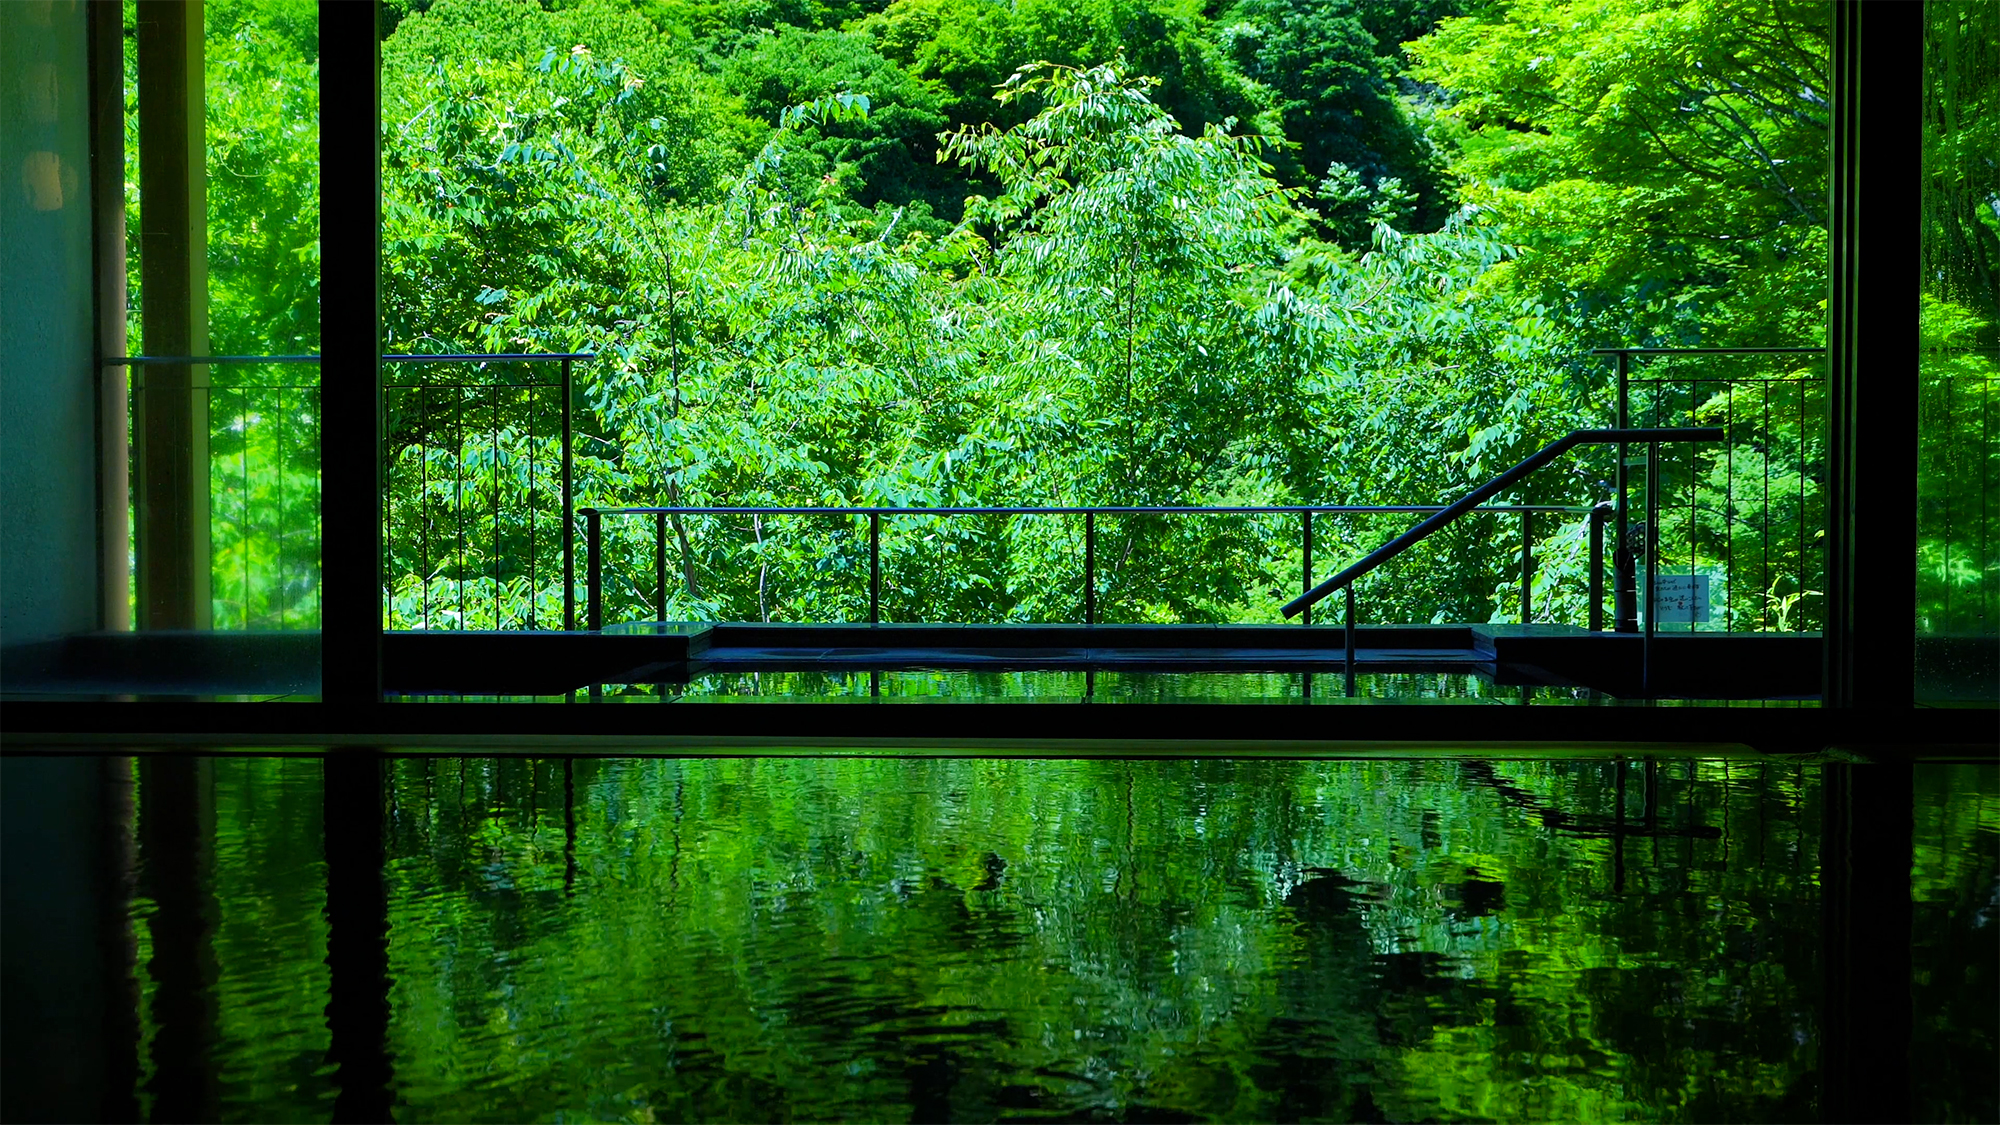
top-left (168, 0), bottom-right (1996, 634)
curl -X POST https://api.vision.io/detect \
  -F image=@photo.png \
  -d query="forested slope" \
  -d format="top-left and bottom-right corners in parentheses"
top-left (169, 0), bottom-right (1995, 635)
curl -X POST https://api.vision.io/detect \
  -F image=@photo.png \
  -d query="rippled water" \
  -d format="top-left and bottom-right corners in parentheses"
top-left (105, 756), bottom-right (1997, 1122)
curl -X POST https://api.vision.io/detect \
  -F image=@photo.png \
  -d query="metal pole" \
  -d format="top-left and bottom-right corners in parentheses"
top-left (584, 507), bottom-right (601, 632)
top-left (1520, 509), bottom-right (1534, 625)
top-left (1589, 503), bottom-right (1607, 631)
top-left (1084, 511), bottom-right (1096, 625)
top-left (1614, 351), bottom-right (1637, 632)
top-left (1644, 443), bottom-right (1660, 696)
top-left (319, 2), bottom-right (381, 699)
top-left (655, 511), bottom-right (667, 622)
top-left (869, 511), bottom-right (880, 625)
top-left (561, 358), bottom-right (575, 631)
top-left (1301, 510), bottom-right (1313, 627)
top-left (1344, 586), bottom-right (1357, 698)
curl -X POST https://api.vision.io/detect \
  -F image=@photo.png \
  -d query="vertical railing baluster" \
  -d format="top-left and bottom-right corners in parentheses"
top-left (869, 511), bottom-right (880, 625)
top-left (241, 384), bottom-right (251, 628)
top-left (561, 358), bottom-right (574, 632)
top-left (1084, 510), bottom-right (1095, 625)
top-left (279, 384), bottom-right (287, 630)
top-left (527, 381), bottom-right (537, 630)
top-left (1796, 376), bottom-right (1806, 628)
top-left (420, 382), bottom-right (430, 630)
top-left (1760, 380), bottom-right (1772, 629)
top-left (1301, 509), bottom-right (1313, 627)
top-left (655, 511), bottom-right (668, 622)
top-left (1520, 508), bottom-right (1534, 625)
top-left (584, 507), bottom-right (602, 632)
top-left (1615, 350), bottom-right (1635, 632)
top-left (1645, 442), bottom-right (1661, 695)
top-left (1589, 503), bottom-right (1607, 631)
top-left (1687, 381), bottom-right (1698, 634)
top-left (455, 383), bottom-right (466, 628)
top-left (1344, 585), bottom-right (1357, 698)
top-left (1983, 370), bottom-right (1993, 631)
top-left (492, 385), bottom-right (501, 629)
top-left (1723, 375), bottom-right (1734, 629)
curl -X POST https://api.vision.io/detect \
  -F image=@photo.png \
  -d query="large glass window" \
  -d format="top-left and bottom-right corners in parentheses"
top-left (1918, 1), bottom-right (1999, 704)
top-left (368, 0), bottom-right (1834, 685)
top-left (0, 0), bottom-right (322, 700)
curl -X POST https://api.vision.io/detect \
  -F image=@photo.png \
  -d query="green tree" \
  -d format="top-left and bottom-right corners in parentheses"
top-left (1220, 0), bottom-right (1451, 240)
top-left (1408, 0), bottom-right (1831, 347)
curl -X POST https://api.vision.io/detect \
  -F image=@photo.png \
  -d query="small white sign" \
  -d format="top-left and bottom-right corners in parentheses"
top-left (1648, 573), bottom-right (1710, 623)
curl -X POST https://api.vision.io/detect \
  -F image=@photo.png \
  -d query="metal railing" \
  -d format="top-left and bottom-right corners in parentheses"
top-left (382, 353), bottom-right (589, 631)
top-left (110, 351), bottom-right (591, 633)
top-left (1599, 347), bottom-right (1826, 634)
top-left (1280, 428), bottom-right (1726, 694)
top-left (111, 355), bottom-right (325, 630)
top-left (114, 343), bottom-right (1839, 668)
top-left (580, 503), bottom-right (1592, 633)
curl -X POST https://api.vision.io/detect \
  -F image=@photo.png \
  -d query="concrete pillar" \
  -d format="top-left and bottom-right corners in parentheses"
top-left (134, 0), bottom-right (211, 631)
top-left (93, 0), bottom-right (132, 631)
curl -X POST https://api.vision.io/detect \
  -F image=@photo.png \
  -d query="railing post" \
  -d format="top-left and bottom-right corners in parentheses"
top-left (1613, 351), bottom-right (1637, 633)
top-left (654, 511), bottom-right (667, 623)
top-left (1588, 503), bottom-right (1608, 631)
top-left (1344, 586), bottom-right (1357, 697)
top-left (1084, 511), bottom-right (1096, 625)
top-left (869, 511), bottom-right (880, 625)
top-left (561, 357), bottom-right (575, 631)
top-left (583, 507), bottom-right (601, 632)
top-left (1301, 510), bottom-right (1313, 627)
top-left (1520, 509), bottom-right (1534, 625)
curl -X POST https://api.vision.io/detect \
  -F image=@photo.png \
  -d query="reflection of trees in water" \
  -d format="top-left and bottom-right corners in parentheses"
top-left (1911, 765), bottom-right (2000, 1124)
top-left (367, 757), bottom-right (1834, 1120)
top-left (139, 756), bottom-right (1996, 1121)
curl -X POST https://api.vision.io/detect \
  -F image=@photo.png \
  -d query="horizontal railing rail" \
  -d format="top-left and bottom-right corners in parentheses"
top-left (587, 505), bottom-right (1589, 516)
top-left (107, 352), bottom-right (595, 363)
top-left (107, 354), bottom-right (323, 364)
top-left (581, 502), bottom-right (1594, 635)
top-left (1588, 347), bottom-right (1826, 356)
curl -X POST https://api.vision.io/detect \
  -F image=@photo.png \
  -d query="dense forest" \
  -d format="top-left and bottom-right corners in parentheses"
top-left (147, 0), bottom-right (1995, 640)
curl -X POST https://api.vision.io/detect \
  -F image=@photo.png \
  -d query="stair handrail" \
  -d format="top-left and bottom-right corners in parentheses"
top-left (1280, 427), bottom-right (1724, 620)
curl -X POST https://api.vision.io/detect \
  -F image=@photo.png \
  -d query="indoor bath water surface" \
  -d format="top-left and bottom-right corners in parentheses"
top-left (80, 757), bottom-right (2000, 1121)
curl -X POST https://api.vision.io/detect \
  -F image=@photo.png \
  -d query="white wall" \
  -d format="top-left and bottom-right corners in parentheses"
top-left (1, 0), bottom-right (101, 651)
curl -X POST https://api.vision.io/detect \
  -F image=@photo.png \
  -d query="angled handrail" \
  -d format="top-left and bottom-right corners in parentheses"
top-left (1280, 427), bottom-right (1724, 620)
